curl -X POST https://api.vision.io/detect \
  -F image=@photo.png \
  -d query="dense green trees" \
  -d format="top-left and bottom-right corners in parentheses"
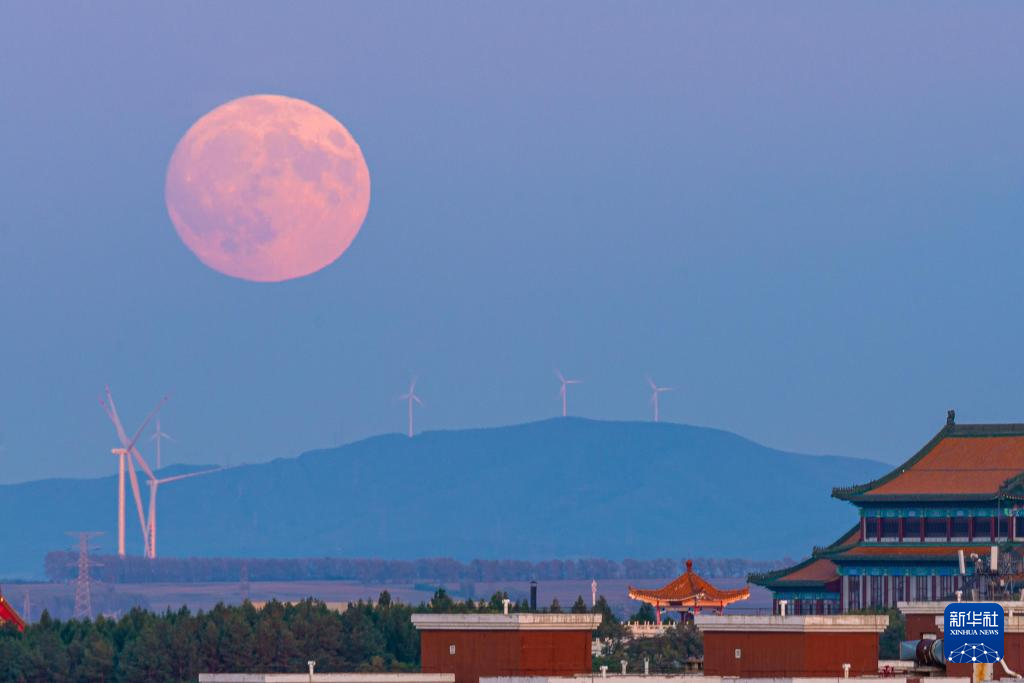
top-left (0, 597), bottom-right (421, 683)
top-left (0, 590), bottom-right (637, 682)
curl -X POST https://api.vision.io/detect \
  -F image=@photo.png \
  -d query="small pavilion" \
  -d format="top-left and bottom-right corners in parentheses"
top-left (628, 560), bottom-right (750, 625)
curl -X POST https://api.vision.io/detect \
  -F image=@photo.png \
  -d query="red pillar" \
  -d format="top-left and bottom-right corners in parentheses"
top-left (968, 516), bottom-right (974, 541)
top-left (947, 517), bottom-right (952, 541)
top-left (921, 518), bottom-right (926, 542)
top-left (877, 517), bottom-right (883, 542)
top-left (898, 517), bottom-right (904, 542)
top-left (993, 515), bottom-right (997, 541)
top-left (655, 606), bottom-right (662, 626)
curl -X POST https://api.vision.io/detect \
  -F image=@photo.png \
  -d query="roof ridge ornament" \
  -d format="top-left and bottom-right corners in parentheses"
top-left (948, 409), bottom-right (956, 427)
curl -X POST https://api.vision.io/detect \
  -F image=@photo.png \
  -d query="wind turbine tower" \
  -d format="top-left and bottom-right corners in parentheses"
top-left (556, 370), bottom-right (581, 417)
top-left (151, 418), bottom-right (174, 470)
top-left (647, 376), bottom-right (673, 422)
top-left (100, 387), bottom-right (167, 557)
top-left (399, 376), bottom-right (423, 438)
top-left (144, 467), bottom-right (220, 559)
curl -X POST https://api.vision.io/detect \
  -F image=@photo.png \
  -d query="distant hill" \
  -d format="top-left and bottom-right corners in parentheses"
top-left (0, 418), bottom-right (889, 578)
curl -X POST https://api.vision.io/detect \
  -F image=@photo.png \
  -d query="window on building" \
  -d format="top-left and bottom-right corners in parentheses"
top-left (893, 576), bottom-right (906, 603)
top-left (974, 517), bottom-right (993, 539)
top-left (904, 518), bottom-right (922, 539)
top-left (882, 518), bottom-right (899, 538)
top-left (999, 516), bottom-right (1012, 538)
top-left (847, 578), bottom-right (861, 610)
top-left (915, 576), bottom-right (930, 600)
top-left (938, 575), bottom-right (953, 598)
top-left (951, 517), bottom-right (969, 538)
top-left (864, 517), bottom-right (879, 539)
top-left (925, 518), bottom-right (947, 539)
top-left (870, 576), bottom-right (883, 606)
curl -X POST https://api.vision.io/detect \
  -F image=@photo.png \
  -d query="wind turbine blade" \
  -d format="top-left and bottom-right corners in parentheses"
top-left (104, 387), bottom-right (132, 447)
top-left (126, 395), bottom-right (170, 454)
top-left (413, 395), bottom-right (423, 406)
top-left (125, 455), bottom-right (149, 548)
top-left (646, 376), bottom-right (657, 390)
top-left (130, 446), bottom-right (156, 482)
top-left (555, 369), bottom-right (565, 383)
top-left (157, 467), bottom-right (222, 485)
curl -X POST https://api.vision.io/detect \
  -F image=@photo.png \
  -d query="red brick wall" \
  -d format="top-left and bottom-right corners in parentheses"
top-left (420, 630), bottom-right (592, 683)
top-left (703, 631), bottom-right (880, 677)
top-left (905, 613), bottom-right (941, 641)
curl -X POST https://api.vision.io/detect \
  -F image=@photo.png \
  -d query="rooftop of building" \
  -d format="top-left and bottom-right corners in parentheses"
top-left (411, 613), bottom-right (603, 631)
top-left (834, 414), bottom-right (1024, 502)
top-left (628, 560), bottom-right (749, 607)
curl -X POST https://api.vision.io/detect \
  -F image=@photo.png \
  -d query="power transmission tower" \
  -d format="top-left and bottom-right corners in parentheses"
top-left (67, 531), bottom-right (103, 620)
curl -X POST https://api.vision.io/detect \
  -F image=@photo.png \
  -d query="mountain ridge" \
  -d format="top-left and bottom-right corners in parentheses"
top-left (0, 417), bottom-right (889, 578)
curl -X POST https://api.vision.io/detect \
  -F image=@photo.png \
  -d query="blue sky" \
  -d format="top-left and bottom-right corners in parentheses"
top-left (1, 2), bottom-right (1023, 483)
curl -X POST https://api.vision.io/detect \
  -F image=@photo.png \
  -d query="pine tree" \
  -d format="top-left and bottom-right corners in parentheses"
top-left (571, 596), bottom-right (589, 613)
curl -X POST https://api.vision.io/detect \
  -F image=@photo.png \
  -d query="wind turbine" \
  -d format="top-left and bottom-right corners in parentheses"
top-left (398, 376), bottom-right (423, 438)
top-left (556, 369), bottom-right (582, 417)
top-left (100, 387), bottom-right (167, 557)
top-left (647, 376), bottom-right (673, 422)
top-left (144, 467), bottom-right (220, 559)
top-left (150, 418), bottom-right (174, 471)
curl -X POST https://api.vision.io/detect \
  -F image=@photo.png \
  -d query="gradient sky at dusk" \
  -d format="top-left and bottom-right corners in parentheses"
top-left (2, 2), bottom-right (1023, 483)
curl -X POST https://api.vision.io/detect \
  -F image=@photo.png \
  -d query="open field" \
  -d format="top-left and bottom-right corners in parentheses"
top-left (3, 577), bottom-right (771, 622)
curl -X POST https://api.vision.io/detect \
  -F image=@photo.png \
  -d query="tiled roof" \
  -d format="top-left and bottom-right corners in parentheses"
top-left (749, 525), bottom-right (858, 589)
top-left (0, 595), bottom-right (25, 632)
top-left (824, 544), bottom-right (995, 562)
top-left (629, 560), bottom-right (750, 607)
top-left (781, 558), bottom-right (840, 582)
top-left (834, 423), bottom-right (1024, 502)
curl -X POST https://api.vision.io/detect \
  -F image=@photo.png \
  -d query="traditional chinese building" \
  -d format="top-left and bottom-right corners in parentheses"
top-left (0, 588), bottom-right (25, 632)
top-left (628, 559), bottom-right (750, 624)
top-left (752, 412), bottom-right (1024, 614)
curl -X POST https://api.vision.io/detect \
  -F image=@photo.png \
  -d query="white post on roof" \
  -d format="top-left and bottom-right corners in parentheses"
top-left (843, 664), bottom-right (851, 679)
top-left (779, 600), bottom-right (788, 616)
top-left (644, 657), bottom-right (650, 676)
top-left (502, 598), bottom-right (511, 615)
top-left (307, 660), bottom-right (316, 683)
top-left (621, 660), bottom-right (628, 675)
top-left (992, 546), bottom-right (1000, 572)
top-left (957, 590), bottom-right (963, 602)
top-left (960, 549), bottom-right (967, 575)
top-left (600, 666), bottom-right (608, 678)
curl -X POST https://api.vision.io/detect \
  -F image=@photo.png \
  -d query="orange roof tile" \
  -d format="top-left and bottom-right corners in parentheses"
top-left (834, 425), bottom-right (1024, 501)
top-left (870, 437), bottom-right (1024, 496)
top-left (779, 558), bottom-right (839, 583)
top-left (832, 544), bottom-right (991, 559)
top-left (629, 560), bottom-right (750, 607)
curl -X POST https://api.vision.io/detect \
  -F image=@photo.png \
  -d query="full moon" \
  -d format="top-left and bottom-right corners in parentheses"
top-left (165, 94), bottom-right (370, 282)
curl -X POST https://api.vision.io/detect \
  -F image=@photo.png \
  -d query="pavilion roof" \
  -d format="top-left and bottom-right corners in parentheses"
top-left (833, 421), bottom-right (1024, 503)
top-left (629, 560), bottom-right (750, 608)
top-left (0, 594), bottom-right (25, 632)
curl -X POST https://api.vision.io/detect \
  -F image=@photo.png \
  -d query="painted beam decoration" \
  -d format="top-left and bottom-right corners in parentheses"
top-left (944, 603), bottom-right (1003, 664)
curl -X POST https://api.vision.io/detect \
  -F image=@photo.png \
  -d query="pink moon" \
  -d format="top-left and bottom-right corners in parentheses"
top-left (165, 94), bottom-right (370, 282)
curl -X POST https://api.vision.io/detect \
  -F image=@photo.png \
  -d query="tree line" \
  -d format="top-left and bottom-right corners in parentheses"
top-left (0, 589), bottom-right (630, 683)
top-left (44, 554), bottom-right (791, 584)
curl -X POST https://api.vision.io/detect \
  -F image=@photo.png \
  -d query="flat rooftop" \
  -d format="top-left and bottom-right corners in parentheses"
top-left (411, 614), bottom-right (602, 631)
top-left (199, 675), bottom-right (455, 683)
top-left (694, 614), bottom-right (890, 633)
